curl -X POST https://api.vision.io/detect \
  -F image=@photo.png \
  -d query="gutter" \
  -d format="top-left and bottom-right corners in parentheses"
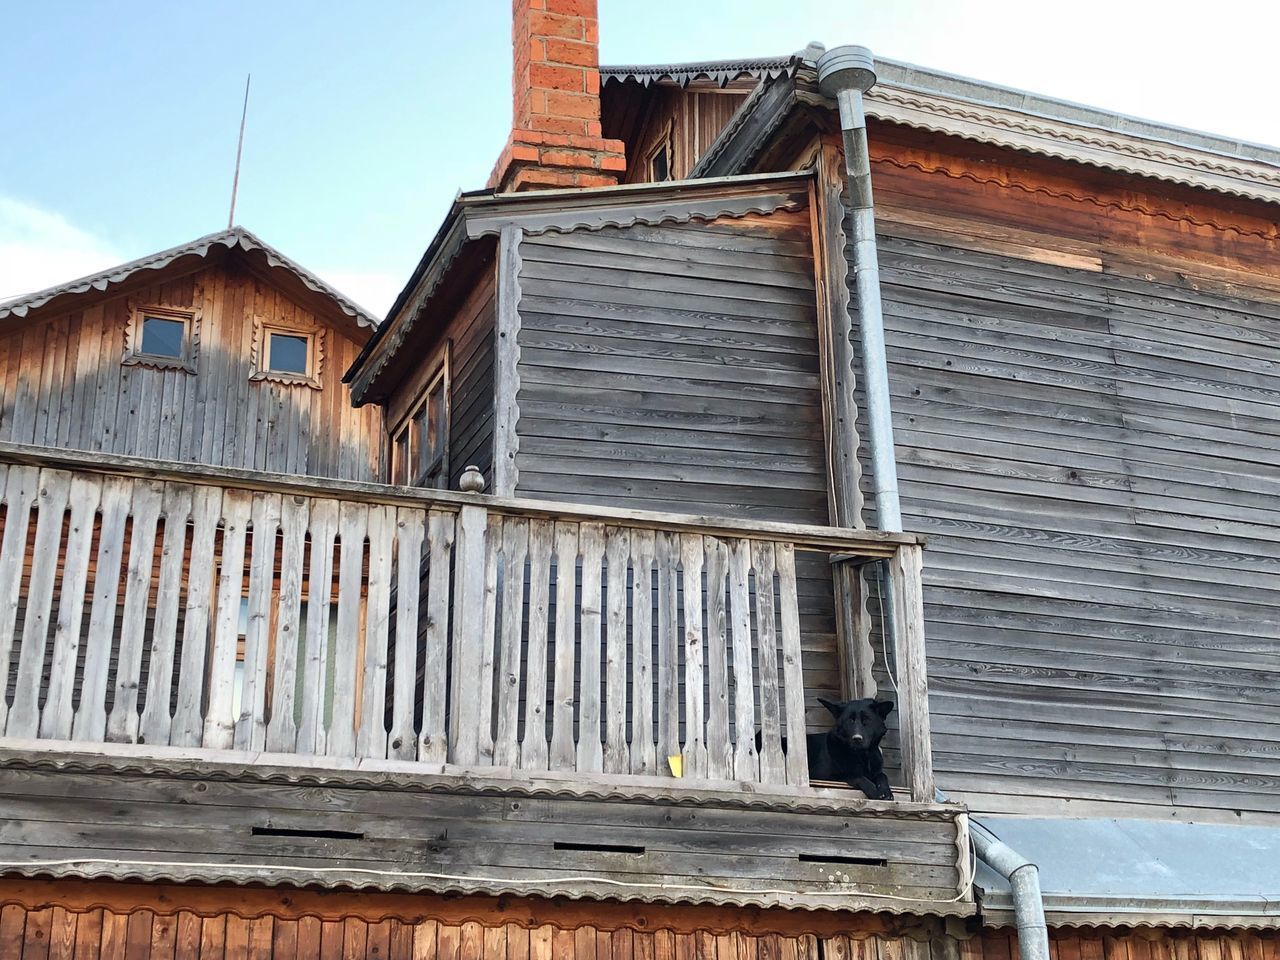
top-left (817, 41), bottom-right (1049, 958)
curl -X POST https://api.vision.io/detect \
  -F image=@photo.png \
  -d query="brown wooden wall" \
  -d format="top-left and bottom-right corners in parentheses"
top-left (0, 880), bottom-right (1274, 959)
top-left (0, 261), bottom-right (382, 481)
top-left (622, 88), bottom-right (750, 184)
top-left (857, 124), bottom-right (1280, 823)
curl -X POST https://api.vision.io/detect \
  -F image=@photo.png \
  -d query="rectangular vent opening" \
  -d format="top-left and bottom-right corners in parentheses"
top-left (797, 854), bottom-right (888, 867)
top-left (553, 841), bottom-right (646, 855)
top-left (251, 826), bottom-right (365, 841)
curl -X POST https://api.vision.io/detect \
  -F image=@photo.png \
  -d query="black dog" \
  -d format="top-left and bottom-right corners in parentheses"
top-left (760, 697), bottom-right (895, 799)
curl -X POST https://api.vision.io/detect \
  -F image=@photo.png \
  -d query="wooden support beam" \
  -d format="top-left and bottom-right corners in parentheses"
top-left (890, 544), bottom-right (936, 803)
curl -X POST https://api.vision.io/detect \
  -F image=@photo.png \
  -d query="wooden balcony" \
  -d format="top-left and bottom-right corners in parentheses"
top-left (0, 444), bottom-right (972, 916)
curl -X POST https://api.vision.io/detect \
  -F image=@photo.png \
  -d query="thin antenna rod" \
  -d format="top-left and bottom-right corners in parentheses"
top-left (228, 74), bottom-right (251, 229)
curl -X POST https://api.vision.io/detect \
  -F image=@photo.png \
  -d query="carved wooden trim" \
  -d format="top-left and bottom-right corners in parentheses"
top-left (122, 301), bottom-right (199, 373)
top-left (249, 315), bottom-right (325, 389)
top-left (491, 225), bottom-right (522, 497)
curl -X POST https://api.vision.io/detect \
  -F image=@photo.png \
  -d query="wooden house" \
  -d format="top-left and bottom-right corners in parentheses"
top-left (0, 0), bottom-right (1275, 956)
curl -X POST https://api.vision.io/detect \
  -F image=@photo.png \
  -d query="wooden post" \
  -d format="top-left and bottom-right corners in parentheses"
top-left (450, 468), bottom-right (491, 766)
top-left (891, 544), bottom-right (935, 802)
top-left (811, 139), bottom-right (876, 702)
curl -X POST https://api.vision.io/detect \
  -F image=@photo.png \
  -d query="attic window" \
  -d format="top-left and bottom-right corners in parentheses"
top-left (648, 136), bottom-right (673, 182)
top-left (124, 304), bottom-right (198, 372)
top-left (251, 318), bottom-right (324, 388)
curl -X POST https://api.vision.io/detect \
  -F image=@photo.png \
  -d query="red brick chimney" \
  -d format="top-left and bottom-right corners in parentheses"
top-left (489, 0), bottom-right (627, 191)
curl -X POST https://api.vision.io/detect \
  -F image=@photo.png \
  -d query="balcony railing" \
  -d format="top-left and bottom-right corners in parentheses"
top-left (0, 443), bottom-right (934, 800)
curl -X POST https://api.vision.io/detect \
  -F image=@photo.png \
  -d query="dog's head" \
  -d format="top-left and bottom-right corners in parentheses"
top-left (818, 697), bottom-right (894, 750)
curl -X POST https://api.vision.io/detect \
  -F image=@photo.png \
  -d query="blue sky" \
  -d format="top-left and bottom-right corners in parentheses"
top-left (2, 0), bottom-right (1277, 316)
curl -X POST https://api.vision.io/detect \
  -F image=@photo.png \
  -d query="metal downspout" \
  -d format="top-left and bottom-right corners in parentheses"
top-left (816, 44), bottom-right (1049, 960)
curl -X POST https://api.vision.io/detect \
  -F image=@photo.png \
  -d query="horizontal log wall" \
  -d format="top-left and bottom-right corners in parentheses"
top-left (864, 127), bottom-right (1280, 822)
top-left (0, 262), bottom-right (381, 482)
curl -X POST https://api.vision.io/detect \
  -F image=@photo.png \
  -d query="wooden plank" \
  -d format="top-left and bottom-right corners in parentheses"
top-left (494, 517), bottom-right (530, 768)
top-left (476, 512), bottom-right (502, 764)
top-left (753, 541), bottom-right (786, 785)
top-left (297, 498), bottom-right (339, 755)
top-left (892, 545), bottom-right (935, 803)
top-left (728, 538), bottom-right (759, 782)
top-left (357, 504), bottom-right (396, 759)
top-left (135, 483), bottom-right (195, 747)
top-left (419, 509), bottom-right (455, 764)
top-left (680, 533), bottom-right (707, 780)
top-left (703, 536), bottom-right (733, 780)
top-left (449, 503), bottom-right (490, 766)
top-left (169, 485), bottom-right (224, 748)
top-left (655, 531), bottom-right (681, 772)
top-left (576, 522), bottom-right (606, 774)
top-left (234, 493), bottom-right (282, 752)
top-left (6, 469), bottom-right (71, 737)
top-left (629, 529), bottom-right (657, 776)
top-left (603, 526), bottom-right (631, 774)
top-left (202, 489), bottom-right (252, 750)
top-left (776, 542), bottom-right (810, 788)
top-left (71, 476), bottom-right (133, 743)
top-left (264, 493), bottom-right (309, 754)
top-left (549, 521), bottom-right (580, 771)
top-left (0, 466), bottom-right (37, 730)
top-left (105, 479), bottom-right (164, 743)
top-left (327, 500), bottom-right (369, 758)
top-left (388, 506), bottom-right (426, 761)
top-left (520, 518), bottom-right (553, 770)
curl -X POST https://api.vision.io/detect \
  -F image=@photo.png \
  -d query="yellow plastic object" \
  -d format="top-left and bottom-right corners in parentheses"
top-left (667, 754), bottom-right (683, 778)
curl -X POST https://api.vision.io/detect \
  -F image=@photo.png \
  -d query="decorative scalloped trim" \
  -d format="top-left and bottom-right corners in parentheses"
top-left (873, 153), bottom-right (1280, 243)
top-left (493, 226), bottom-right (523, 496)
top-left (122, 300), bottom-right (200, 374)
top-left (871, 88), bottom-right (1280, 186)
top-left (504, 197), bottom-right (808, 238)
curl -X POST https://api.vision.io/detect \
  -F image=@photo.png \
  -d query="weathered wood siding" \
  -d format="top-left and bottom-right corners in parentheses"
top-left (511, 209), bottom-right (842, 715)
top-left (622, 88), bottom-right (750, 184)
top-left (862, 130), bottom-right (1280, 822)
top-left (0, 262), bottom-right (381, 481)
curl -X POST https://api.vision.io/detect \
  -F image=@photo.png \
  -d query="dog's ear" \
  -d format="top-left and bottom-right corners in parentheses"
top-left (817, 697), bottom-right (844, 718)
top-left (873, 699), bottom-right (895, 718)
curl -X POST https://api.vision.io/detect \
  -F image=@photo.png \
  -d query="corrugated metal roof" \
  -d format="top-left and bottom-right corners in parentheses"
top-left (974, 817), bottom-right (1280, 930)
top-left (601, 55), bottom-right (799, 88)
top-left (0, 226), bottom-right (379, 328)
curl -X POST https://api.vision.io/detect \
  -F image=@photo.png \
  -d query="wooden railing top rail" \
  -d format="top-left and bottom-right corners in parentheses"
top-left (0, 442), bottom-right (923, 557)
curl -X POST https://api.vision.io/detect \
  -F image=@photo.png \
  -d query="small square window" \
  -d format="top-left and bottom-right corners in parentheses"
top-left (124, 303), bottom-right (197, 372)
top-left (140, 316), bottom-right (187, 358)
top-left (268, 332), bottom-right (311, 375)
top-left (251, 318), bottom-right (324, 388)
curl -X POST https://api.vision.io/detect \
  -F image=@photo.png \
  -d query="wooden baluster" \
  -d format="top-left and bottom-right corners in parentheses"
top-left (494, 517), bottom-right (529, 768)
top-left (519, 518), bottom-right (553, 771)
top-left (576, 522), bottom-right (605, 774)
top-left (476, 513), bottom-right (502, 765)
top-left (548, 522), bottom-right (579, 771)
top-left (776, 542), bottom-right (810, 788)
top-left (655, 531), bottom-right (680, 775)
top-left (327, 501), bottom-right (369, 758)
top-left (703, 536), bottom-right (732, 781)
top-left (296, 498), bottom-right (338, 756)
top-left (357, 504), bottom-right (395, 759)
top-left (387, 506), bottom-right (426, 762)
top-left (603, 527), bottom-right (631, 775)
top-left (6, 469), bottom-right (71, 737)
top-left (450, 500), bottom-right (491, 767)
top-left (752, 541), bottom-right (785, 785)
top-left (264, 494), bottom-right (309, 754)
top-left (892, 545), bottom-right (936, 802)
top-left (202, 490), bottom-right (252, 750)
top-left (234, 492), bottom-right (282, 751)
top-left (0, 466), bottom-right (38, 734)
top-left (419, 509), bottom-right (455, 764)
top-left (105, 478), bottom-right (165, 743)
top-left (72, 476), bottom-right (134, 744)
top-left (40, 476), bottom-right (103, 740)
top-left (727, 538), bottom-right (758, 782)
top-left (170, 486), bottom-right (225, 748)
top-left (628, 530), bottom-right (656, 776)
top-left (680, 533), bottom-right (707, 780)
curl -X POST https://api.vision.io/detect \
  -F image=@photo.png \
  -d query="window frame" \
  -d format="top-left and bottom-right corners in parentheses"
top-left (389, 342), bottom-right (450, 489)
top-left (124, 302), bottom-right (199, 373)
top-left (645, 123), bottom-right (674, 183)
top-left (250, 317), bottom-right (325, 388)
